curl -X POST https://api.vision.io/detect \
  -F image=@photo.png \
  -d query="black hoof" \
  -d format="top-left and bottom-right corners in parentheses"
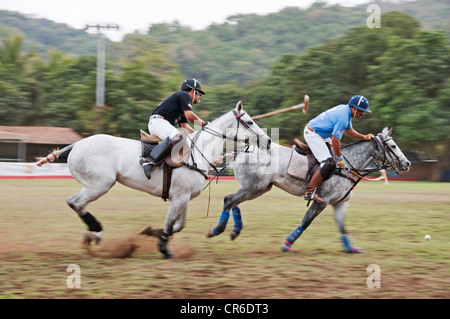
top-left (158, 233), bottom-right (172, 259)
top-left (162, 250), bottom-right (173, 259)
top-left (230, 230), bottom-right (240, 241)
top-left (158, 243), bottom-right (173, 259)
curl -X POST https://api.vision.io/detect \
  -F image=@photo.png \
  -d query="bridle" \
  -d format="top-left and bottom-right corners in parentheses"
top-left (200, 109), bottom-right (264, 146)
top-left (371, 134), bottom-right (407, 175)
top-left (185, 109), bottom-right (268, 179)
top-left (342, 133), bottom-right (405, 177)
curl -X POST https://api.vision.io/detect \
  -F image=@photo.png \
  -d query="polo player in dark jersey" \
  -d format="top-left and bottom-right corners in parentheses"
top-left (140, 78), bottom-right (207, 179)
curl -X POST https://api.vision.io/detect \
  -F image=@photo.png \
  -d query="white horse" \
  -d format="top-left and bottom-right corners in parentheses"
top-left (37, 102), bottom-right (271, 258)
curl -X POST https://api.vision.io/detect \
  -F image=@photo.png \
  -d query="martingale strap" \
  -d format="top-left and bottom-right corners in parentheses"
top-left (335, 169), bottom-right (362, 203)
top-left (162, 163), bottom-right (173, 202)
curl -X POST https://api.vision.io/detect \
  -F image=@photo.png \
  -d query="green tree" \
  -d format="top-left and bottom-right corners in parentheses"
top-left (105, 59), bottom-right (165, 138)
top-left (0, 30), bottom-right (39, 125)
top-left (369, 31), bottom-right (450, 151)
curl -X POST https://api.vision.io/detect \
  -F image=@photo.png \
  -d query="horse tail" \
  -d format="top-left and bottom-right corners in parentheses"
top-left (36, 144), bottom-right (75, 167)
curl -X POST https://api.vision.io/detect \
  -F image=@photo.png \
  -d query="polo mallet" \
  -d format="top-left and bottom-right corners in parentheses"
top-left (252, 95), bottom-right (309, 120)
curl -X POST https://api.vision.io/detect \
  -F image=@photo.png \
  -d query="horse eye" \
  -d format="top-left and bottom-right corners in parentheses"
top-left (246, 121), bottom-right (253, 125)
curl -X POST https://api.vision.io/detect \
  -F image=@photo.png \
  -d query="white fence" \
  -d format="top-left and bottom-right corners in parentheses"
top-left (0, 162), bottom-right (71, 177)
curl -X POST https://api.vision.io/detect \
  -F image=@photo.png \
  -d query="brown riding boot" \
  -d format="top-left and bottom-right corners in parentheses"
top-left (303, 169), bottom-right (325, 204)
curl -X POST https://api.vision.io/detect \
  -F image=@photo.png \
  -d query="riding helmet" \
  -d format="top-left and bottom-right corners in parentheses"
top-left (348, 95), bottom-right (371, 113)
top-left (181, 78), bottom-right (205, 96)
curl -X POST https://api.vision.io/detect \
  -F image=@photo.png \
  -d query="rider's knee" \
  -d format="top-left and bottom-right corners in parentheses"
top-left (319, 157), bottom-right (335, 178)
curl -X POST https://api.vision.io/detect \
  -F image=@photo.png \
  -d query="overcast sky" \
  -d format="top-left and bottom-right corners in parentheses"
top-left (1, 0), bottom-right (378, 41)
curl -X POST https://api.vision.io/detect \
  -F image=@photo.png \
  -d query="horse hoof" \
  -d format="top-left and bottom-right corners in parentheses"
top-left (230, 231), bottom-right (240, 241)
top-left (348, 247), bottom-right (364, 253)
top-left (83, 231), bottom-right (102, 246)
top-left (162, 251), bottom-right (173, 259)
top-left (281, 245), bottom-right (291, 253)
top-left (159, 245), bottom-right (173, 259)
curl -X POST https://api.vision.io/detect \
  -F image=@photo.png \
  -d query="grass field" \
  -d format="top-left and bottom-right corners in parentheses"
top-left (0, 179), bottom-right (449, 299)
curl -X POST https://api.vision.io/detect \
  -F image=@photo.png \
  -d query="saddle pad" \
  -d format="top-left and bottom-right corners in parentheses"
top-left (140, 130), bottom-right (162, 144)
top-left (287, 149), bottom-right (309, 180)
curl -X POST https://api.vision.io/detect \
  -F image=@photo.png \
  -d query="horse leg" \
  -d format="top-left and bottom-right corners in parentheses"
top-left (173, 213), bottom-right (186, 233)
top-left (207, 184), bottom-right (273, 239)
top-left (332, 201), bottom-right (364, 253)
top-left (281, 200), bottom-right (328, 252)
top-left (158, 194), bottom-right (189, 259)
top-left (67, 183), bottom-right (114, 245)
top-left (139, 206), bottom-right (186, 238)
top-left (229, 207), bottom-right (243, 240)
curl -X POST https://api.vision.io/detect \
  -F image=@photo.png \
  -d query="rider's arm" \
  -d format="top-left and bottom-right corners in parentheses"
top-left (331, 136), bottom-right (342, 157)
top-left (184, 110), bottom-right (206, 127)
top-left (345, 129), bottom-right (373, 141)
top-left (179, 122), bottom-right (195, 134)
top-left (332, 136), bottom-right (346, 169)
top-left (345, 128), bottom-right (365, 140)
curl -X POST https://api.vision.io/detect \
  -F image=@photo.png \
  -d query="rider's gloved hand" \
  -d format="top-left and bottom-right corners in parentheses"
top-left (364, 133), bottom-right (374, 141)
top-left (336, 156), bottom-right (346, 170)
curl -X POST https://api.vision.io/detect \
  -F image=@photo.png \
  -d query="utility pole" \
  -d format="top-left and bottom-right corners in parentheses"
top-left (84, 24), bottom-right (119, 106)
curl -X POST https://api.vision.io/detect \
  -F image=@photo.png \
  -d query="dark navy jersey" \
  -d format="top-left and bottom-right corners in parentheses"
top-left (152, 91), bottom-right (193, 126)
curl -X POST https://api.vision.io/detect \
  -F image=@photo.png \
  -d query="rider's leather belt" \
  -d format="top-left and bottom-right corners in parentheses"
top-left (307, 125), bottom-right (315, 133)
top-left (150, 114), bottom-right (166, 121)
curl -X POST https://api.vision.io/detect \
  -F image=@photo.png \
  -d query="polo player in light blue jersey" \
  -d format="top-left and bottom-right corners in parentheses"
top-left (303, 95), bottom-right (374, 203)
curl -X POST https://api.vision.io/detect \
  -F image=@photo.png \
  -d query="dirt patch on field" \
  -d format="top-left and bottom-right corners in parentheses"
top-left (0, 180), bottom-right (448, 299)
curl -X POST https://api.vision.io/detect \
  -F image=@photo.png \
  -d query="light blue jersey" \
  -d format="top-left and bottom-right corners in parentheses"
top-left (308, 104), bottom-right (352, 139)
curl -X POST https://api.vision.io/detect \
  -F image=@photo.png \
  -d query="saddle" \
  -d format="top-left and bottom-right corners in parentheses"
top-left (139, 130), bottom-right (191, 201)
top-left (140, 130), bottom-right (190, 167)
top-left (286, 139), bottom-right (334, 182)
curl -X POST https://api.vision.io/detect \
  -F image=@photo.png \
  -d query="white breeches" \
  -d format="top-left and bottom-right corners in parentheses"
top-left (303, 126), bottom-right (332, 163)
top-left (148, 117), bottom-right (179, 141)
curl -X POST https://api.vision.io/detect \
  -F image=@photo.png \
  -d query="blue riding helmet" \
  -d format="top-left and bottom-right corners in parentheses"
top-left (348, 95), bottom-right (371, 113)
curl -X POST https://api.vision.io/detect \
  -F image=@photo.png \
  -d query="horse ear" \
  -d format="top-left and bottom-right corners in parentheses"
top-left (388, 127), bottom-right (393, 136)
top-left (236, 101), bottom-right (243, 113)
top-left (382, 127), bottom-right (389, 137)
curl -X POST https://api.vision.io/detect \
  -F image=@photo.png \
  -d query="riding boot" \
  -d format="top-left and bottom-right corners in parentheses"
top-left (303, 169), bottom-right (325, 203)
top-left (140, 156), bottom-right (154, 179)
top-left (140, 135), bottom-right (184, 180)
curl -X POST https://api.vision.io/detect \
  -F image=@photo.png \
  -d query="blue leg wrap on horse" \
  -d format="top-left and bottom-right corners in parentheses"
top-left (213, 210), bottom-right (230, 235)
top-left (282, 226), bottom-right (304, 251)
top-left (232, 207), bottom-right (243, 234)
top-left (341, 234), bottom-right (353, 252)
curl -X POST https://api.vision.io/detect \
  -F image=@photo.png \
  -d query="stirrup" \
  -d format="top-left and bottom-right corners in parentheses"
top-left (140, 157), bottom-right (154, 179)
top-left (303, 189), bottom-right (325, 206)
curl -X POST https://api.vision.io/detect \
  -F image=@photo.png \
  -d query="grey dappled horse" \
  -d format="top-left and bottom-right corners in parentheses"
top-left (37, 102), bottom-right (271, 258)
top-left (208, 127), bottom-right (411, 253)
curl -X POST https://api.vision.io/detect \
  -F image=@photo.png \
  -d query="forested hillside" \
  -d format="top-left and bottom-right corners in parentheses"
top-left (0, 1), bottom-right (449, 156)
top-left (135, 0), bottom-right (450, 85)
top-left (0, 10), bottom-right (97, 56)
top-left (1, 0), bottom-right (449, 85)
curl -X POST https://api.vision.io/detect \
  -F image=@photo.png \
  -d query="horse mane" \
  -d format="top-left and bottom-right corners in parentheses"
top-left (341, 139), bottom-right (370, 149)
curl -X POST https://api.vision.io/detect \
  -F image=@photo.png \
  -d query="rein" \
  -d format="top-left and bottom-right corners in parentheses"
top-left (184, 110), bottom-right (264, 216)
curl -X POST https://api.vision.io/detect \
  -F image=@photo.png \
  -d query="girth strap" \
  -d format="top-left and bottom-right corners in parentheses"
top-left (162, 163), bottom-right (173, 202)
